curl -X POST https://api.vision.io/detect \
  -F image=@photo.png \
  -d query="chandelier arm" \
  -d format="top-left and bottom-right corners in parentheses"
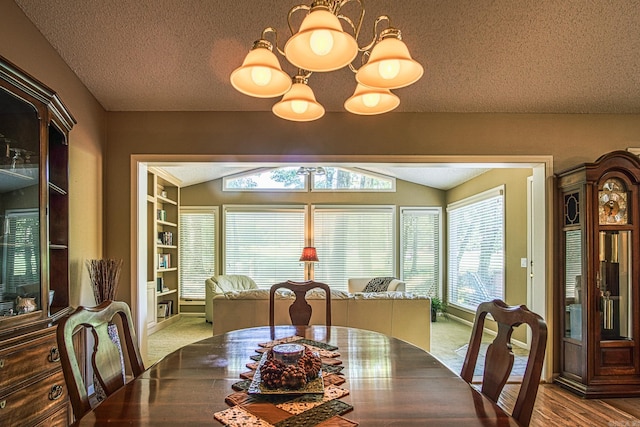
top-left (336, 0), bottom-right (365, 41)
top-left (260, 27), bottom-right (286, 56)
top-left (359, 14), bottom-right (391, 53)
top-left (287, 4), bottom-right (312, 36)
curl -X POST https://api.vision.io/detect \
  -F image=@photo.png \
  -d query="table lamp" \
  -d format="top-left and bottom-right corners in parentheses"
top-left (299, 247), bottom-right (319, 280)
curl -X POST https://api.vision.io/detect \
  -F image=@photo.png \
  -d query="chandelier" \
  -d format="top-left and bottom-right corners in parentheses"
top-left (296, 166), bottom-right (326, 175)
top-left (230, 0), bottom-right (423, 122)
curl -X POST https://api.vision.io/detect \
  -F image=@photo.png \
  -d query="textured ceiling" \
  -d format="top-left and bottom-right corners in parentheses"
top-left (14, 0), bottom-right (640, 114)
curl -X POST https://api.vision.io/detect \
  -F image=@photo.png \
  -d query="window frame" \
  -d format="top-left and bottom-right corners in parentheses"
top-left (222, 167), bottom-right (308, 192)
top-left (399, 207), bottom-right (442, 296)
top-left (222, 204), bottom-right (308, 287)
top-left (178, 206), bottom-right (218, 301)
top-left (311, 167), bottom-right (396, 192)
top-left (311, 204), bottom-right (396, 291)
top-left (446, 185), bottom-right (505, 312)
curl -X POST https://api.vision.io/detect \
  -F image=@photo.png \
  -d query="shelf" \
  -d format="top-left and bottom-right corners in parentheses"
top-left (48, 182), bottom-right (67, 195)
top-left (157, 244), bottom-right (177, 249)
top-left (157, 288), bottom-right (177, 297)
top-left (147, 195), bottom-right (154, 203)
top-left (148, 313), bottom-right (181, 335)
top-left (157, 219), bottom-right (177, 227)
top-left (49, 244), bottom-right (68, 250)
top-left (157, 195), bottom-right (177, 205)
top-left (157, 268), bottom-right (177, 273)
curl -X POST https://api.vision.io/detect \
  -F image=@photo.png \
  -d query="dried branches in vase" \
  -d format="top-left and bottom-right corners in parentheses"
top-left (86, 258), bottom-right (125, 402)
top-left (87, 259), bottom-right (123, 304)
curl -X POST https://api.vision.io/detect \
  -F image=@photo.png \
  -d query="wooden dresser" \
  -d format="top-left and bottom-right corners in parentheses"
top-left (0, 55), bottom-right (75, 425)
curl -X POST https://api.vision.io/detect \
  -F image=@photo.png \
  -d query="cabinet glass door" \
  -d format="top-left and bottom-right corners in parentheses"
top-left (598, 230), bottom-right (632, 340)
top-left (565, 229), bottom-right (583, 340)
top-left (0, 88), bottom-right (41, 317)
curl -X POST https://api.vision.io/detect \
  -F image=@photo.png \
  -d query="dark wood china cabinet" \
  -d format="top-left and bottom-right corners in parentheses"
top-left (556, 150), bottom-right (640, 398)
top-left (0, 56), bottom-right (75, 425)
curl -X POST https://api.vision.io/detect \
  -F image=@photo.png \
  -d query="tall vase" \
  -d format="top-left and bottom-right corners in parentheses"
top-left (87, 258), bottom-right (125, 402)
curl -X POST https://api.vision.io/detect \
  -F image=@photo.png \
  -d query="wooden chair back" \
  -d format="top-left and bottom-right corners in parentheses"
top-left (56, 300), bottom-right (145, 420)
top-left (460, 299), bottom-right (547, 426)
top-left (269, 280), bottom-right (332, 327)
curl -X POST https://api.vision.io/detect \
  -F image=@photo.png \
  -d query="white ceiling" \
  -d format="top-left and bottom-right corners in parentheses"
top-left (157, 162), bottom-right (493, 189)
top-left (13, 0), bottom-right (637, 187)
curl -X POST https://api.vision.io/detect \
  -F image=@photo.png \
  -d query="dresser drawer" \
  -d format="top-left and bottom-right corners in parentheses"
top-left (34, 402), bottom-right (70, 427)
top-left (0, 329), bottom-right (61, 389)
top-left (0, 369), bottom-right (67, 426)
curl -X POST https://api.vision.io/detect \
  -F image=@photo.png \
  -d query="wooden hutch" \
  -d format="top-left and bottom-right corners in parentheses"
top-left (556, 150), bottom-right (640, 397)
top-left (0, 56), bottom-right (75, 424)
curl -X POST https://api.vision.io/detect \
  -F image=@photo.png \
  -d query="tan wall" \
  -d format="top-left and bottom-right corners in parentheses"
top-left (1, 1), bottom-right (106, 307)
top-left (106, 111), bottom-right (640, 321)
top-left (445, 168), bottom-right (532, 342)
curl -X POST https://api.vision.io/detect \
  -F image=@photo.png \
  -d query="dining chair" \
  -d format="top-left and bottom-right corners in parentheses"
top-left (56, 300), bottom-right (146, 421)
top-left (269, 280), bottom-right (332, 327)
top-left (460, 299), bottom-right (547, 427)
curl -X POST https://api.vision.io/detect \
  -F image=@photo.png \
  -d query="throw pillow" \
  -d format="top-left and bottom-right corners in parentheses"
top-left (363, 277), bottom-right (396, 292)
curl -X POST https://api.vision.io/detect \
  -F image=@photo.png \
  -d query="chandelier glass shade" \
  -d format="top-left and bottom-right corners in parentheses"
top-left (230, 0), bottom-right (423, 121)
top-left (284, 5), bottom-right (358, 72)
top-left (272, 76), bottom-right (325, 121)
top-left (230, 41), bottom-right (292, 98)
top-left (355, 31), bottom-right (424, 90)
top-left (344, 83), bottom-right (400, 115)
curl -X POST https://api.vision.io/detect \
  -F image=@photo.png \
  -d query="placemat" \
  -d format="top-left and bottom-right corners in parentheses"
top-left (215, 336), bottom-right (357, 427)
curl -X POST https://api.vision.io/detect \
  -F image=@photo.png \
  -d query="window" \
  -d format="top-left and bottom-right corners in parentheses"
top-left (223, 167), bottom-right (306, 191)
top-left (224, 206), bottom-right (306, 286)
top-left (2, 209), bottom-right (40, 293)
top-left (400, 208), bottom-right (441, 295)
top-left (312, 167), bottom-right (395, 191)
top-left (312, 205), bottom-right (395, 291)
top-left (447, 186), bottom-right (504, 311)
top-left (179, 208), bottom-right (217, 299)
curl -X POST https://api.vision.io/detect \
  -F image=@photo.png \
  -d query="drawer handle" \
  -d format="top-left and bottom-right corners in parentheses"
top-left (0, 400), bottom-right (5, 409)
top-left (48, 347), bottom-right (60, 363)
top-left (0, 359), bottom-right (4, 368)
top-left (48, 385), bottom-right (64, 401)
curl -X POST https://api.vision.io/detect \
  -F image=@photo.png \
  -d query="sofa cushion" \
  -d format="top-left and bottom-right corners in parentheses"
top-left (214, 275), bottom-right (258, 293)
top-left (348, 278), bottom-right (406, 293)
top-left (352, 291), bottom-right (425, 300)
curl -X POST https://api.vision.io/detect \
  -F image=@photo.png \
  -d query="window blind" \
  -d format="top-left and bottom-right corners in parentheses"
top-left (312, 206), bottom-right (395, 291)
top-left (400, 208), bottom-right (441, 295)
top-left (224, 206), bottom-right (306, 287)
top-left (3, 209), bottom-right (40, 293)
top-left (447, 187), bottom-right (504, 311)
top-left (179, 209), bottom-right (216, 299)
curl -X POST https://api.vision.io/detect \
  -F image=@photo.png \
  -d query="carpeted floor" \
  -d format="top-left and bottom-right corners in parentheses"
top-left (429, 315), bottom-right (529, 379)
top-left (147, 316), bottom-right (211, 365)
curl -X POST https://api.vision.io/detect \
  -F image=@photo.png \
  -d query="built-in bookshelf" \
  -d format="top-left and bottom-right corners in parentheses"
top-left (147, 167), bottom-right (181, 334)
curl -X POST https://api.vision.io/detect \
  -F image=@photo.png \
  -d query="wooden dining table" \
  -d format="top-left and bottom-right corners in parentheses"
top-left (76, 325), bottom-right (519, 426)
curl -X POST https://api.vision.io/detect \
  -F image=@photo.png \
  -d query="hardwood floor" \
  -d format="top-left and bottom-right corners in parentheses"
top-left (501, 383), bottom-right (640, 426)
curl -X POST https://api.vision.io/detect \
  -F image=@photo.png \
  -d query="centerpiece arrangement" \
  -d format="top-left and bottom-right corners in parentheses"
top-left (249, 343), bottom-right (324, 394)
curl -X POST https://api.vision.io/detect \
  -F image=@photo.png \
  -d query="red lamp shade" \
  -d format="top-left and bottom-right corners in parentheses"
top-left (299, 247), bottom-right (319, 262)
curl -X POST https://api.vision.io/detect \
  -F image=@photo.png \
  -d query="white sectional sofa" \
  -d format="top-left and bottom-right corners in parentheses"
top-left (211, 283), bottom-right (431, 351)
